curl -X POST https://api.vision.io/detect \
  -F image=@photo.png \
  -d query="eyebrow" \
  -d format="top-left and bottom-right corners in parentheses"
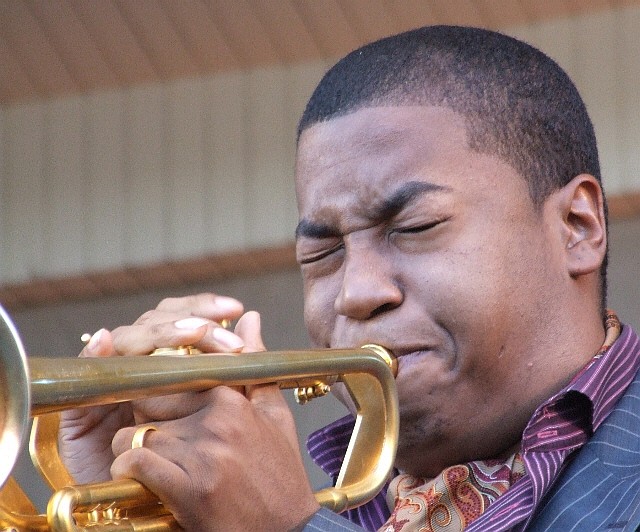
top-left (295, 180), bottom-right (450, 239)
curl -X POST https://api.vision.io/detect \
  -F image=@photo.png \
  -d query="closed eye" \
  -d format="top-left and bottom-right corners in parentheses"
top-left (395, 218), bottom-right (448, 234)
top-left (298, 242), bottom-right (344, 264)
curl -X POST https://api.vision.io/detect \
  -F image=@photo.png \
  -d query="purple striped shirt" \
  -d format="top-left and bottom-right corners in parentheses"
top-left (307, 324), bottom-right (640, 531)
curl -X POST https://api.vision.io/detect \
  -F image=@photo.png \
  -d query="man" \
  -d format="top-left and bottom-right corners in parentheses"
top-left (60, 26), bottom-right (640, 530)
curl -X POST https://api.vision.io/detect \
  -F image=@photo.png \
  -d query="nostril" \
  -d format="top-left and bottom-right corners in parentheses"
top-left (370, 302), bottom-right (400, 319)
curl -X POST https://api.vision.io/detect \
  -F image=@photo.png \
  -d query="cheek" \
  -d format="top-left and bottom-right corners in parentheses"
top-left (401, 248), bottom-right (514, 372)
top-left (302, 279), bottom-right (337, 347)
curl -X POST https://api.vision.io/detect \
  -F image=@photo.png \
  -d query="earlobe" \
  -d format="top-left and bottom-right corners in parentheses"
top-left (558, 174), bottom-right (607, 277)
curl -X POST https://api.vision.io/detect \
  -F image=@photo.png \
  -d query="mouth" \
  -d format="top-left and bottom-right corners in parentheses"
top-left (389, 348), bottom-right (437, 378)
top-left (392, 347), bottom-right (432, 358)
top-left (358, 345), bottom-right (435, 375)
top-left (330, 340), bottom-right (437, 370)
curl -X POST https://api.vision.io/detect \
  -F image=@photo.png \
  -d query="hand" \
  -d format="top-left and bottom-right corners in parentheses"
top-left (110, 312), bottom-right (321, 532)
top-left (58, 293), bottom-right (245, 484)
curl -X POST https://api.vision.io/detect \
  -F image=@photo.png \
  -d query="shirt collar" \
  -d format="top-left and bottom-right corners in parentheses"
top-left (522, 323), bottom-right (640, 452)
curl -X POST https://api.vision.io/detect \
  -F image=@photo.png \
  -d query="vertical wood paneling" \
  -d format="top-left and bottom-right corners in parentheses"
top-left (166, 78), bottom-right (207, 258)
top-left (201, 71), bottom-right (249, 252)
top-left (43, 97), bottom-right (86, 275)
top-left (616, 7), bottom-right (640, 193)
top-left (245, 66), bottom-right (295, 246)
top-left (1, 6), bottom-right (640, 287)
top-left (123, 85), bottom-right (168, 263)
top-left (3, 103), bottom-right (46, 282)
top-left (84, 90), bottom-right (126, 270)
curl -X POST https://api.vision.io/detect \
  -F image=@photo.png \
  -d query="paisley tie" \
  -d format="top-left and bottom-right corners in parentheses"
top-left (381, 453), bottom-right (525, 531)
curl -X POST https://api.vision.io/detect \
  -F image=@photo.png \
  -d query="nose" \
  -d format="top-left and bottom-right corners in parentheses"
top-left (334, 239), bottom-right (403, 320)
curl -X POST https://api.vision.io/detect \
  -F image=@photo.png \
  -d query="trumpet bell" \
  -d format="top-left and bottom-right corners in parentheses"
top-left (0, 305), bottom-right (30, 489)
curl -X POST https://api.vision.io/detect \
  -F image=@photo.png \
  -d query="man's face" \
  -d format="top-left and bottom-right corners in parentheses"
top-left (295, 106), bottom-right (570, 477)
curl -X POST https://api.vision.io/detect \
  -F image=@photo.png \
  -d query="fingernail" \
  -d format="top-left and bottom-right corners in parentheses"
top-left (214, 296), bottom-right (243, 312)
top-left (87, 329), bottom-right (106, 351)
top-left (175, 317), bottom-right (210, 330)
top-left (213, 327), bottom-right (244, 350)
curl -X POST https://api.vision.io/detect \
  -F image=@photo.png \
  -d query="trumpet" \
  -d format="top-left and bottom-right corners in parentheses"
top-left (0, 305), bottom-right (399, 531)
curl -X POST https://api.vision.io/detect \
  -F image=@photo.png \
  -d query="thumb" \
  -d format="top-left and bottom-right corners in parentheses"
top-left (234, 311), bottom-right (266, 353)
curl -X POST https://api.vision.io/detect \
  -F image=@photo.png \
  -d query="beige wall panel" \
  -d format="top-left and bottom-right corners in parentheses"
top-left (201, 71), bottom-right (250, 252)
top-left (609, 218), bottom-right (640, 330)
top-left (84, 90), bottom-right (127, 270)
top-left (245, 66), bottom-right (297, 246)
top-left (2, 103), bottom-right (46, 283)
top-left (165, 78), bottom-right (207, 259)
top-left (615, 7), bottom-right (640, 192)
top-left (123, 85), bottom-right (168, 263)
top-left (44, 97), bottom-right (86, 275)
top-left (0, 108), bottom-right (5, 279)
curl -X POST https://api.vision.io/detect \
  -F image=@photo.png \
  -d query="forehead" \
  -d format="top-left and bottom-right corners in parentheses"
top-left (295, 106), bottom-right (471, 211)
top-left (294, 106), bottom-right (534, 231)
top-left (296, 105), bottom-right (468, 172)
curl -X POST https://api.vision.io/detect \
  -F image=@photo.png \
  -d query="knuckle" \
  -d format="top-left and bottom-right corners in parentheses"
top-left (201, 389), bottom-right (254, 438)
top-left (148, 322), bottom-right (165, 338)
top-left (155, 297), bottom-right (180, 311)
top-left (156, 293), bottom-right (218, 313)
top-left (122, 448), bottom-right (152, 476)
top-left (198, 293), bottom-right (219, 307)
top-left (134, 310), bottom-right (156, 325)
top-left (112, 427), bottom-right (132, 455)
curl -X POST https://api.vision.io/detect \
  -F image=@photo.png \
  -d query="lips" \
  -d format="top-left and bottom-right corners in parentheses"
top-left (336, 342), bottom-right (436, 368)
top-left (330, 329), bottom-right (438, 365)
top-left (332, 339), bottom-right (434, 356)
top-left (392, 347), bottom-right (433, 358)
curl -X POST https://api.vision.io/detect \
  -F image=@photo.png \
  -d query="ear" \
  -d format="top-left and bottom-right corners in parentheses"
top-left (555, 174), bottom-right (607, 278)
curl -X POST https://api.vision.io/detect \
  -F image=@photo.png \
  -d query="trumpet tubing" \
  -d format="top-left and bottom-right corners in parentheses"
top-left (0, 306), bottom-right (399, 532)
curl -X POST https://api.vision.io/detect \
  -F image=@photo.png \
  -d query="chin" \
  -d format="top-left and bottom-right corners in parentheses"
top-left (394, 424), bottom-right (452, 477)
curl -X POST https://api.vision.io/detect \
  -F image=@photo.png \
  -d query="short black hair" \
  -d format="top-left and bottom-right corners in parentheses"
top-left (298, 25), bottom-right (608, 304)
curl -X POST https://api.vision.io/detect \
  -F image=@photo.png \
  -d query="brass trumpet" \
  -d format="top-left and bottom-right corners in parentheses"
top-left (0, 305), bottom-right (399, 531)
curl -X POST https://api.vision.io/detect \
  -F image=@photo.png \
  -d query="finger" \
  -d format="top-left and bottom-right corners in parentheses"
top-left (234, 311), bottom-right (266, 353)
top-left (155, 293), bottom-right (244, 322)
top-left (243, 383), bottom-right (300, 450)
top-left (174, 317), bottom-right (246, 353)
top-left (109, 320), bottom-right (242, 356)
top-left (80, 328), bottom-right (115, 358)
top-left (110, 446), bottom-right (191, 507)
top-left (112, 317), bottom-right (246, 357)
top-left (108, 320), bottom-right (205, 356)
top-left (131, 389), bottom-right (218, 424)
top-left (113, 423), bottom-right (164, 457)
top-left (110, 438), bottom-right (216, 531)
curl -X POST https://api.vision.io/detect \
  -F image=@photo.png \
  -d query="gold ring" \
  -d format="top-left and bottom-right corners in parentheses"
top-left (131, 425), bottom-right (158, 450)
